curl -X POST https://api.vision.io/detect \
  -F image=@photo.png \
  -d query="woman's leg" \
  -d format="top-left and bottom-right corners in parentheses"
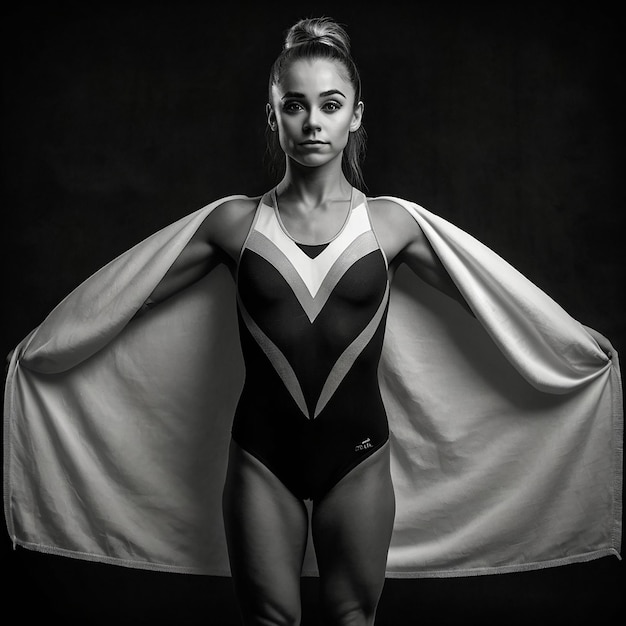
top-left (222, 440), bottom-right (309, 626)
top-left (311, 442), bottom-right (396, 626)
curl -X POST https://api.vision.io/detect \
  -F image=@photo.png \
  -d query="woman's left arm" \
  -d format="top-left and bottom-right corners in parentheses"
top-left (370, 198), bottom-right (473, 315)
top-left (399, 224), bottom-right (473, 315)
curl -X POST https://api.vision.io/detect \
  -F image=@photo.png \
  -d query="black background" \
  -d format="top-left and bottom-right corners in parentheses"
top-left (1, 1), bottom-right (623, 624)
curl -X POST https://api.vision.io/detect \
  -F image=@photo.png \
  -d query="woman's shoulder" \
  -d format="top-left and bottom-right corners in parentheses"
top-left (366, 195), bottom-right (425, 255)
top-left (367, 196), bottom-right (409, 212)
top-left (212, 195), bottom-right (261, 216)
top-left (366, 195), bottom-right (419, 229)
top-left (194, 195), bottom-right (261, 247)
top-left (201, 195), bottom-right (260, 225)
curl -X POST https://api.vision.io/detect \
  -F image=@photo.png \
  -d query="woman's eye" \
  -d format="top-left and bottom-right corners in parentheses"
top-left (283, 101), bottom-right (304, 113)
top-left (323, 101), bottom-right (341, 112)
top-left (282, 100), bottom-right (341, 113)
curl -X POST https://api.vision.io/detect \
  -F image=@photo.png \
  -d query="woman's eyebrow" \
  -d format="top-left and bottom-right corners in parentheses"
top-left (320, 89), bottom-right (346, 98)
top-left (281, 89), bottom-right (347, 100)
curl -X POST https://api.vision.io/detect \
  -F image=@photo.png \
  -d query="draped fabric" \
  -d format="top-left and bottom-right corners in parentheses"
top-left (3, 195), bottom-right (622, 577)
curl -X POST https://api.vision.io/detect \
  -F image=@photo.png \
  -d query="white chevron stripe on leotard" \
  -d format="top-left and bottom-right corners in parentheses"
top-left (245, 229), bottom-right (380, 322)
top-left (254, 201), bottom-right (372, 297)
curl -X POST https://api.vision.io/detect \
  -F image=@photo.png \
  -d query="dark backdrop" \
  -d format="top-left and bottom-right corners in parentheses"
top-left (1, 1), bottom-right (623, 624)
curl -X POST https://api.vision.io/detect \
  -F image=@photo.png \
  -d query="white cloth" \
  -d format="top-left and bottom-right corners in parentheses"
top-left (3, 195), bottom-right (622, 577)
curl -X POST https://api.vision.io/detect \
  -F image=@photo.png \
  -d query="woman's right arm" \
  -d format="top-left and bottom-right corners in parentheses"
top-left (134, 197), bottom-right (257, 318)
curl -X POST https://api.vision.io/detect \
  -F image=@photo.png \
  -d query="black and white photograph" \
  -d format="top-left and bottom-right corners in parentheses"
top-left (2, 2), bottom-right (623, 624)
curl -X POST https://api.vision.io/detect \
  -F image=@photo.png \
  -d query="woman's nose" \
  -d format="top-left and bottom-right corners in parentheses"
top-left (303, 110), bottom-right (322, 133)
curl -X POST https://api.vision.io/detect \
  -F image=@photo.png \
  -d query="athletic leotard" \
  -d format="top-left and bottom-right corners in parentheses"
top-left (232, 188), bottom-right (390, 501)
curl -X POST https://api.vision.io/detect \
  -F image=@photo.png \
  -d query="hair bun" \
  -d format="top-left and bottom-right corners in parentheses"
top-left (284, 17), bottom-right (351, 57)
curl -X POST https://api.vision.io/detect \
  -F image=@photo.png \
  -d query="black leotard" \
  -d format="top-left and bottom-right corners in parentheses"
top-left (232, 189), bottom-right (390, 501)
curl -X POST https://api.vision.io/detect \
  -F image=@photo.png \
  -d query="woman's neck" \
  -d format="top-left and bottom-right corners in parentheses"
top-left (277, 156), bottom-right (352, 207)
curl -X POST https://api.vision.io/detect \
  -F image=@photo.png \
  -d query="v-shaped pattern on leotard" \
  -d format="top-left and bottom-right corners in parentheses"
top-left (237, 192), bottom-right (389, 419)
top-left (246, 201), bottom-right (381, 322)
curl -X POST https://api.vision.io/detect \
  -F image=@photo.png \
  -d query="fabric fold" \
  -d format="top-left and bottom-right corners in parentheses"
top-left (21, 196), bottom-right (247, 374)
top-left (4, 194), bottom-right (622, 577)
top-left (381, 197), bottom-right (610, 393)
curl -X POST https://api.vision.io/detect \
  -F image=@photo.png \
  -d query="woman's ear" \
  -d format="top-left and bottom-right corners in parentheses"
top-left (350, 100), bottom-right (364, 132)
top-left (266, 103), bottom-right (277, 131)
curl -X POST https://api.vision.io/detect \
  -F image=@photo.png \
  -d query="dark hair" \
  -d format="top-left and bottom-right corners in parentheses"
top-left (266, 17), bottom-right (367, 190)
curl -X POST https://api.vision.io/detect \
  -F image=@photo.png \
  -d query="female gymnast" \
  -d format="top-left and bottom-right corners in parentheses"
top-left (135, 16), bottom-right (470, 626)
top-left (6, 13), bottom-right (619, 626)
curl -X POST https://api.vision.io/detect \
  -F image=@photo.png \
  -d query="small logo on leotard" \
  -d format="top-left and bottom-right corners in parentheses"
top-left (354, 437), bottom-right (373, 452)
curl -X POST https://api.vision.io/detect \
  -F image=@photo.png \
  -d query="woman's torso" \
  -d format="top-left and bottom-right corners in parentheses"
top-left (227, 189), bottom-right (392, 499)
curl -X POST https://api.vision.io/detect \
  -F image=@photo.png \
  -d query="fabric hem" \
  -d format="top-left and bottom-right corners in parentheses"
top-left (609, 350), bottom-right (624, 554)
top-left (378, 548), bottom-right (621, 579)
top-left (3, 369), bottom-right (14, 543)
top-left (12, 538), bottom-right (232, 576)
top-left (11, 539), bottom-right (620, 578)
top-left (3, 339), bottom-right (26, 545)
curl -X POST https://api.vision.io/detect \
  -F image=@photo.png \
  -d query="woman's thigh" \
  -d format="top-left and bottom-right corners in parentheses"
top-left (311, 442), bottom-right (396, 625)
top-left (222, 440), bottom-right (309, 625)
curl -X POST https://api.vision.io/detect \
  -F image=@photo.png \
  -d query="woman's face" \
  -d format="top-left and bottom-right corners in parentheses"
top-left (268, 58), bottom-right (363, 171)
